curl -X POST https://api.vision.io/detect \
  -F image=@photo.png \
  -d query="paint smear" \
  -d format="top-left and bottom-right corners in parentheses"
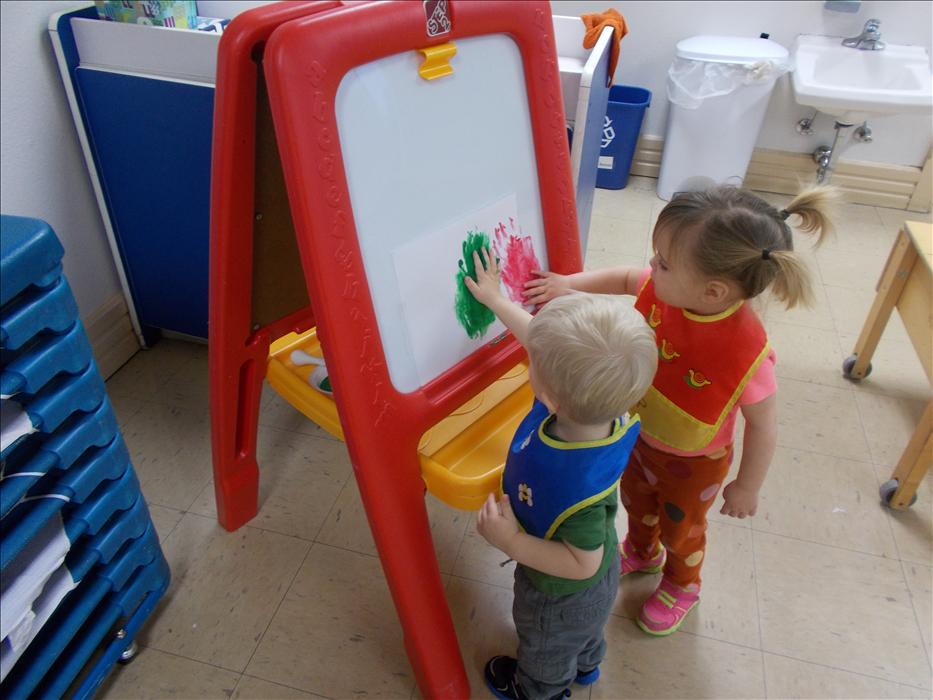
top-left (454, 229), bottom-right (496, 339)
top-left (492, 217), bottom-right (541, 305)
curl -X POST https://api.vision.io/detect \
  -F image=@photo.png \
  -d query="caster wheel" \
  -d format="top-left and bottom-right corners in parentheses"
top-left (117, 639), bottom-right (139, 665)
top-left (842, 355), bottom-right (872, 380)
top-left (880, 479), bottom-right (918, 508)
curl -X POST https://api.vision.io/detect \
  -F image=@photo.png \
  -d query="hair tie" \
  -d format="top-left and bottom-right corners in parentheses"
top-left (762, 248), bottom-right (772, 261)
top-left (779, 209), bottom-right (791, 220)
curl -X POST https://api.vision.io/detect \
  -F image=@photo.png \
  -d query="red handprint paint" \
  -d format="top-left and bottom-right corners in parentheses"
top-left (492, 218), bottom-right (541, 305)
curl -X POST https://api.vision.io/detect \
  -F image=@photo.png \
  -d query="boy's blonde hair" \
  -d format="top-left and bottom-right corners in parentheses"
top-left (526, 293), bottom-right (658, 425)
top-left (655, 185), bottom-right (836, 309)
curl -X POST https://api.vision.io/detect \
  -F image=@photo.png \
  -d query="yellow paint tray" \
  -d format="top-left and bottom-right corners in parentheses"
top-left (267, 328), bottom-right (532, 510)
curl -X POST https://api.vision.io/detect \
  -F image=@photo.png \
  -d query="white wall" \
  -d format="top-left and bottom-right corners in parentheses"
top-left (206, 0), bottom-right (932, 167)
top-left (551, 0), bottom-right (932, 166)
top-left (0, 1), bottom-right (121, 318)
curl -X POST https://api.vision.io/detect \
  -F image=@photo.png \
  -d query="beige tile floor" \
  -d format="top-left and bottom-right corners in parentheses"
top-left (97, 178), bottom-right (932, 699)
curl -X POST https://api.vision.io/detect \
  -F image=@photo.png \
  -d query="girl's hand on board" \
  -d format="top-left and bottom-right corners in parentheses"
top-left (523, 270), bottom-right (571, 305)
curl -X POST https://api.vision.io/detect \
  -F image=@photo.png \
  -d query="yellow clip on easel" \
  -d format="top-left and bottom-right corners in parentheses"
top-left (417, 42), bottom-right (457, 80)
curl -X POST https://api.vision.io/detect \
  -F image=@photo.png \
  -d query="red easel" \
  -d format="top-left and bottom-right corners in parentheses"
top-left (209, 3), bottom-right (581, 696)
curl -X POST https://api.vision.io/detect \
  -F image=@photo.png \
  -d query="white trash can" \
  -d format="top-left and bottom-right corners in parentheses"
top-left (657, 35), bottom-right (791, 201)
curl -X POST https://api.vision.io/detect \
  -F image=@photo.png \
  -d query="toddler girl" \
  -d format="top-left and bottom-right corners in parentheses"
top-left (524, 185), bottom-right (834, 635)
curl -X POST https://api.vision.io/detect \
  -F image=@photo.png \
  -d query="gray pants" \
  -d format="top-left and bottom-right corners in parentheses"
top-left (513, 554), bottom-right (621, 700)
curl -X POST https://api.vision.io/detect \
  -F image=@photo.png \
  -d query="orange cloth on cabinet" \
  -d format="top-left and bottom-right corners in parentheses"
top-left (580, 8), bottom-right (628, 84)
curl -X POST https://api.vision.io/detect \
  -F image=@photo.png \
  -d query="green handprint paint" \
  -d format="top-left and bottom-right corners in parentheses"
top-left (454, 229), bottom-right (496, 339)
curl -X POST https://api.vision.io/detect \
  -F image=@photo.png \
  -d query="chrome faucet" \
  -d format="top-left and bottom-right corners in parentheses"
top-left (842, 19), bottom-right (885, 50)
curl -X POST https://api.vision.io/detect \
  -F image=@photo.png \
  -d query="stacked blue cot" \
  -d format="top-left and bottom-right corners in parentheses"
top-left (0, 215), bottom-right (170, 699)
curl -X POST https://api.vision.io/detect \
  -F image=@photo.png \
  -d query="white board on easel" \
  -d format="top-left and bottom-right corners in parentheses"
top-left (335, 34), bottom-right (549, 394)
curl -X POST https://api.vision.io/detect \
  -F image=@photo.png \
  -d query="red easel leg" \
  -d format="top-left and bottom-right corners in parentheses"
top-left (209, 335), bottom-right (268, 531)
top-left (353, 454), bottom-right (470, 699)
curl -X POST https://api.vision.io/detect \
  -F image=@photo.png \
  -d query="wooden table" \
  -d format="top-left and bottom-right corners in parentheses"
top-left (845, 221), bottom-right (932, 510)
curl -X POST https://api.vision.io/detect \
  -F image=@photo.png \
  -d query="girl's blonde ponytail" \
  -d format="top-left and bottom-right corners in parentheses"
top-left (767, 249), bottom-right (815, 309)
top-left (655, 184), bottom-right (839, 310)
top-left (783, 186), bottom-right (837, 247)
top-left (768, 185), bottom-right (837, 308)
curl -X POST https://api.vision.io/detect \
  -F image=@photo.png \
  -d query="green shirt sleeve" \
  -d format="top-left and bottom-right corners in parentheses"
top-left (521, 490), bottom-right (619, 595)
top-left (552, 492), bottom-right (617, 551)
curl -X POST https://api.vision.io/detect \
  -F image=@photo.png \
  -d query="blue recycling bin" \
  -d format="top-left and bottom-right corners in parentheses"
top-left (597, 85), bottom-right (651, 190)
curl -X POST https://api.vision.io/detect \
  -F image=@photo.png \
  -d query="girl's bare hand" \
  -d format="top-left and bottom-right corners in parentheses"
top-left (720, 480), bottom-right (759, 519)
top-left (523, 270), bottom-right (571, 305)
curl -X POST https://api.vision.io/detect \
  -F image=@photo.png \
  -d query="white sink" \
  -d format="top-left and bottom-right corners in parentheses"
top-left (792, 34), bottom-right (933, 123)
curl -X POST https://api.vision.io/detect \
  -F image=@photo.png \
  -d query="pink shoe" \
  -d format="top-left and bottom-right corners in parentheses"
top-left (637, 576), bottom-right (700, 636)
top-left (619, 536), bottom-right (666, 576)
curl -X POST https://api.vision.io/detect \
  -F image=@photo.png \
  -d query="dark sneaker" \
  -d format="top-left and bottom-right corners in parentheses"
top-left (574, 666), bottom-right (600, 685)
top-left (484, 656), bottom-right (570, 700)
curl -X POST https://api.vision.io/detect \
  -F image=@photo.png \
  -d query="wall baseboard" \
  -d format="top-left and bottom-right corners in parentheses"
top-left (83, 293), bottom-right (140, 379)
top-left (630, 135), bottom-right (930, 211)
top-left (907, 151), bottom-right (932, 212)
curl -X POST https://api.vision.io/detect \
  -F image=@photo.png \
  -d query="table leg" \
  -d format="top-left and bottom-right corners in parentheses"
top-left (848, 230), bottom-right (918, 379)
top-left (887, 399), bottom-right (932, 510)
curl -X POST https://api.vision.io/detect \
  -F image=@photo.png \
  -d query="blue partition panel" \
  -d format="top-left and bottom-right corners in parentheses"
top-left (74, 69), bottom-right (213, 338)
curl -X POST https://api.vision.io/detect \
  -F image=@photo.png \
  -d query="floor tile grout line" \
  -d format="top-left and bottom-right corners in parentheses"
top-left (769, 438), bottom-right (874, 470)
top-left (229, 673), bottom-right (248, 698)
top-left (748, 525), bottom-right (912, 563)
top-left (445, 569), bottom-right (515, 593)
top-left (237, 671), bottom-right (337, 699)
top-left (128, 643), bottom-right (246, 677)
top-left (815, 247), bottom-right (853, 372)
top-left (241, 529), bottom-right (421, 700)
top-left (760, 647), bottom-right (933, 694)
top-left (751, 431), bottom-right (891, 472)
top-left (237, 530), bottom-right (415, 700)
top-left (446, 511), bottom-right (472, 589)
top-left (308, 467), bottom-right (356, 544)
top-left (238, 535), bottom-right (316, 680)
top-left (753, 520), bottom-right (931, 689)
top-left (608, 612), bottom-right (765, 654)
top-left (610, 602), bottom-right (933, 696)
top-left (179, 508), bottom-right (327, 546)
top-left (154, 516), bottom-right (183, 546)
top-left (254, 421), bottom-right (343, 444)
top-left (309, 538), bottom-right (474, 582)
top-left (750, 529), bottom-right (767, 694)
top-left (897, 557), bottom-right (933, 677)
top-left (153, 511), bottom-right (319, 684)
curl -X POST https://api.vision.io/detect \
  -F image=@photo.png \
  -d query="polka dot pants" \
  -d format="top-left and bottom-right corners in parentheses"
top-left (619, 437), bottom-right (733, 588)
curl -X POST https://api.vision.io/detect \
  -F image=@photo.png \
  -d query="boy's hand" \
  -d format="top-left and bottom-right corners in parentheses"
top-left (720, 480), bottom-right (758, 519)
top-left (464, 248), bottom-right (503, 307)
top-left (523, 270), bottom-right (571, 305)
top-left (477, 493), bottom-right (520, 554)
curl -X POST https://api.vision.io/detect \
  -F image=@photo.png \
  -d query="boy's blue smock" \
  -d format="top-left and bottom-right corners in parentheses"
top-left (501, 400), bottom-right (640, 541)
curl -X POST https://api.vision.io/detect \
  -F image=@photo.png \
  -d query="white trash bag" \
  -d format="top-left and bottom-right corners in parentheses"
top-left (667, 57), bottom-right (793, 109)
